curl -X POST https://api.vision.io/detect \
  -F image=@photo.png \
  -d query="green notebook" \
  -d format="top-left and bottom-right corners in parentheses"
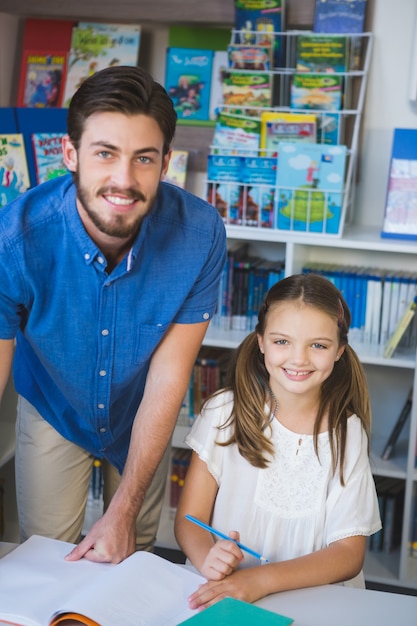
top-left (178, 597), bottom-right (294, 625)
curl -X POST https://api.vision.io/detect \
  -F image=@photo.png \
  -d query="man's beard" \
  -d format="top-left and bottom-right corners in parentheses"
top-left (74, 169), bottom-right (155, 238)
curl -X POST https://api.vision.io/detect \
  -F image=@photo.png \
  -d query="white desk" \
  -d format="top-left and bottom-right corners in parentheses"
top-left (1, 541), bottom-right (416, 625)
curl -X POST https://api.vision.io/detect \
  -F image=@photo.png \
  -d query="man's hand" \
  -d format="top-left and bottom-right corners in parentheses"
top-left (65, 507), bottom-right (136, 564)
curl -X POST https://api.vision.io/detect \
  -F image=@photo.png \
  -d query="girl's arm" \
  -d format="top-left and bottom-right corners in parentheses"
top-left (174, 452), bottom-right (244, 580)
top-left (187, 534), bottom-right (366, 609)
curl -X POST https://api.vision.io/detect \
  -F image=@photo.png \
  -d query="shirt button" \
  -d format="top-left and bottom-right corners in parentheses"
top-left (84, 253), bottom-right (90, 261)
top-left (101, 329), bottom-right (109, 336)
top-left (203, 312), bottom-right (210, 320)
top-left (97, 256), bottom-right (105, 264)
top-left (98, 403), bottom-right (105, 409)
top-left (99, 427), bottom-right (106, 433)
top-left (99, 370), bottom-right (107, 377)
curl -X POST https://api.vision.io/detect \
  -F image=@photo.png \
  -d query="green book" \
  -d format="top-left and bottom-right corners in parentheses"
top-left (178, 596), bottom-right (294, 625)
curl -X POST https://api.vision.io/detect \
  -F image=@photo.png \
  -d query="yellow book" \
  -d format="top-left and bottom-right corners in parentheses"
top-left (259, 111), bottom-right (317, 157)
top-left (383, 295), bottom-right (417, 358)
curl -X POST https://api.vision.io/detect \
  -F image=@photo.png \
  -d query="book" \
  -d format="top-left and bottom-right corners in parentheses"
top-left (259, 111), bottom-right (317, 157)
top-left (381, 387), bottom-right (413, 461)
top-left (165, 47), bottom-right (214, 122)
top-left (31, 132), bottom-right (67, 185)
top-left (381, 128), bottom-right (417, 240)
top-left (163, 149), bottom-right (189, 188)
top-left (0, 534), bottom-right (205, 626)
top-left (212, 110), bottom-right (261, 156)
top-left (276, 141), bottom-right (347, 234)
top-left (383, 295), bottom-right (417, 358)
top-left (233, 0), bottom-right (285, 67)
top-left (313, 0), bottom-right (368, 34)
top-left (295, 34), bottom-right (349, 74)
top-left (227, 43), bottom-right (273, 71)
top-left (209, 50), bottom-right (229, 120)
top-left (221, 69), bottom-right (272, 109)
top-left (0, 134), bottom-right (31, 208)
top-left (290, 73), bottom-right (344, 111)
top-left (16, 18), bottom-right (75, 109)
top-left (178, 596), bottom-right (293, 625)
top-left (62, 22), bottom-right (142, 107)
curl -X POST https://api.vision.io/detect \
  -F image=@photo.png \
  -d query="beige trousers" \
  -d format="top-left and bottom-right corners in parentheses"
top-left (15, 396), bottom-right (170, 551)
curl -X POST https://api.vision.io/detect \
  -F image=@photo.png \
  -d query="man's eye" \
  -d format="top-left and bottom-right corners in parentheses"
top-left (138, 156), bottom-right (151, 164)
top-left (98, 151), bottom-right (112, 158)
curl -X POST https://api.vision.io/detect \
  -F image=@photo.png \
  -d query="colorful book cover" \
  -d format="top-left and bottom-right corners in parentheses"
top-left (209, 50), bottom-right (229, 120)
top-left (163, 149), bottom-right (189, 188)
top-left (18, 51), bottom-right (67, 108)
top-left (0, 134), bottom-right (30, 208)
top-left (212, 111), bottom-right (261, 156)
top-left (207, 154), bottom-right (242, 182)
top-left (313, 0), bottom-right (368, 33)
top-left (382, 129), bottom-right (417, 240)
top-left (316, 111), bottom-right (342, 145)
top-left (276, 141), bottom-right (347, 234)
top-left (227, 43), bottom-right (272, 71)
top-left (295, 34), bottom-right (349, 73)
top-left (165, 47), bottom-right (214, 122)
top-left (32, 132), bottom-right (67, 185)
top-left (233, 0), bottom-right (285, 67)
top-left (221, 70), bottom-right (272, 108)
top-left (290, 74), bottom-right (343, 111)
top-left (62, 22), bottom-right (141, 107)
top-left (260, 111), bottom-right (317, 157)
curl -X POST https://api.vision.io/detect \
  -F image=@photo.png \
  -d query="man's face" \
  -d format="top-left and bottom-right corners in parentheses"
top-left (63, 111), bottom-right (170, 244)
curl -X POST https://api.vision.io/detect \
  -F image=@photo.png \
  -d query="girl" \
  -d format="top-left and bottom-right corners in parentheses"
top-left (175, 273), bottom-right (382, 609)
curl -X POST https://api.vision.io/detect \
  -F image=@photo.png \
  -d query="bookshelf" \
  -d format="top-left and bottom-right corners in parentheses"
top-left (1, 0), bottom-right (417, 594)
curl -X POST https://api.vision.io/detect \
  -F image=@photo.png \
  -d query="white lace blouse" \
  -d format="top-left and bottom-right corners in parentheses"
top-left (185, 390), bottom-right (382, 588)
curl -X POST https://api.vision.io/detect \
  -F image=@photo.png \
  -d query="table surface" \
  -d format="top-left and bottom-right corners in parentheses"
top-left (1, 542), bottom-right (417, 625)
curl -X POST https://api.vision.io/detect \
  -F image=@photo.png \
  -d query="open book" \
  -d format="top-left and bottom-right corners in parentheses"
top-left (0, 535), bottom-right (205, 625)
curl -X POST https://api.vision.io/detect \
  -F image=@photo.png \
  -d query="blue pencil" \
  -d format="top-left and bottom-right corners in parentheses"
top-left (185, 514), bottom-right (269, 563)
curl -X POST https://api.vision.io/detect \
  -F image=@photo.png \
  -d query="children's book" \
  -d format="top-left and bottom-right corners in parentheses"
top-left (163, 149), bottom-right (189, 188)
top-left (16, 19), bottom-right (75, 108)
top-left (62, 22), bottom-right (141, 107)
top-left (290, 74), bottom-right (343, 111)
top-left (209, 50), bottom-right (229, 120)
top-left (295, 34), bottom-right (349, 74)
top-left (0, 134), bottom-right (30, 208)
top-left (178, 596), bottom-right (293, 625)
top-left (382, 129), bottom-right (417, 240)
top-left (212, 111), bottom-right (261, 156)
top-left (260, 111), bottom-right (317, 157)
top-left (313, 0), bottom-right (368, 33)
top-left (0, 534), bottom-right (205, 626)
top-left (233, 0), bottom-right (285, 67)
top-left (221, 69), bottom-right (272, 108)
top-left (276, 141), bottom-right (347, 234)
top-left (31, 132), bottom-right (67, 185)
top-left (165, 47), bottom-right (214, 122)
top-left (227, 43), bottom-right (272, 71)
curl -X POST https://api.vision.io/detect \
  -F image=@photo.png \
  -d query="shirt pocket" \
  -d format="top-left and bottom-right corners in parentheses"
top-left (133, 322), bottom-right (170, 366)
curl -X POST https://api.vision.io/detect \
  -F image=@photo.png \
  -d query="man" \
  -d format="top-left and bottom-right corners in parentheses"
top-left (0, 65), bottom-right (226, 563)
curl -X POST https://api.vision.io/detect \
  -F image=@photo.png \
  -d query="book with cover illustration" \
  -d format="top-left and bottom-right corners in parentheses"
top-left (233, 0), bottom-right (285, 67)
top-left (314, 0), bottom-right (368, 33)
top-left (221, 69), bottom-right (272, 108)
top-left (291, 74), bottom-right (343, 111)
top-left (212, 111), bottom-right (261, 156)
top-left (260, 111), bottom-right (317, 157)
top-left (295, 34), bottom-right (349, 74)
top-left (62, 22), bottom-right (141, 107)
top-left (32, 132), bottom-right (67, 185)
top-left (0, 134), bottom-right (30, 208)
top-left (227, 43), bottom-right (272, 71)
top-left (165, 47), bottom-right (214, 121)
top-left (209, 50), bottom-right (229, 120)
top-left (276, 141), bottom-right (347, 234)
top-left (163, 149), bottom-right (189, 188)
top-left (16, 18), bottom-right (75, 108)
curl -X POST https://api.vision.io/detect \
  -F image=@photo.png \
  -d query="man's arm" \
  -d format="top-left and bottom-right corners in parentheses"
top-left (0, 339), bottom-right (14, 402)
top-left (66, 320), bottom-right (210, 563)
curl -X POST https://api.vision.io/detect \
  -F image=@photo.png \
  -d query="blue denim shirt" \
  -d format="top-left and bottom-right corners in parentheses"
top-left (0, 175), bottom-right (226, 472)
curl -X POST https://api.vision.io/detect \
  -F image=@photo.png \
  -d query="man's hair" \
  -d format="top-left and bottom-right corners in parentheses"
top-left (67, 65), bottom-right (177, 155)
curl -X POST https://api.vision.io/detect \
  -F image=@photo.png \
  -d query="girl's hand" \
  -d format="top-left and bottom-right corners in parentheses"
top-left (188, 567), bottom-right (263, 609)
top-left (200, 530), bottom-right (244, 580)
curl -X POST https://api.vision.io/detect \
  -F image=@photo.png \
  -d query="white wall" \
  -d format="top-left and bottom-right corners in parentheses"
top-left (356, 0), bottom-right (417, 227)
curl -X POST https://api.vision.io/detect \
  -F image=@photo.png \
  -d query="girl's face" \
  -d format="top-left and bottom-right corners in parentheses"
top-left (258, 301), bottom-right (345, 400)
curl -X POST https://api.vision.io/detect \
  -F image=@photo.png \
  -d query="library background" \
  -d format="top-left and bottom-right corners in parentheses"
top-left (1, 0), bottom-right (417, 596)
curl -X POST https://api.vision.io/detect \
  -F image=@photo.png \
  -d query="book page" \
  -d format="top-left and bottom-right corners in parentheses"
top-left (0, 536), bottom-right (204, 626)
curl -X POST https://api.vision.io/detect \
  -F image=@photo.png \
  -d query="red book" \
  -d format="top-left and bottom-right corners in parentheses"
top-left (16, 18), bottom-right (74, 108)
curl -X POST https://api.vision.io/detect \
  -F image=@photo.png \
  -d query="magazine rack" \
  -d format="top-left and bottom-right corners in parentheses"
top-left (206, 30), bottom-right (373, 238)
